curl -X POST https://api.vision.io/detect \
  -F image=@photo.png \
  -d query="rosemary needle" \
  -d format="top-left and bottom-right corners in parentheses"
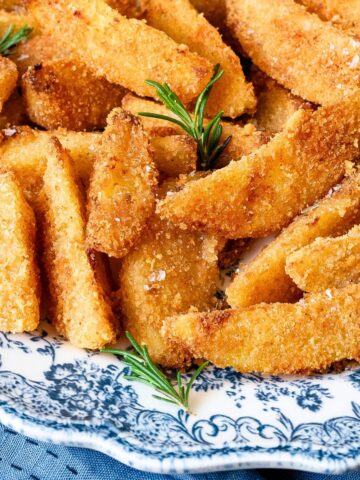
top-left (138, 64), bottom-right (232, 170)
top-left (102, 331), bottom-right (208, 410)
top-left (0, 25), bottom-right (33, 57)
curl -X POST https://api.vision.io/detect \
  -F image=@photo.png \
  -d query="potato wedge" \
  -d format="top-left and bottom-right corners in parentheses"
top-left (227, 0), bottom-right (360, 105)
top-left (86, 109), bottom-right (157, 258)
top-left (151, 135), bottom-right (197, 177)
top-left (226, 171), bottom-right (360, 307)
top-left (117, 181), bottom-right (221, 368)
top-left (40, 138), bottom-right (117, 349)
top-left (29, 0), bottom-right (213, 105)
top-left (158, 93), bottom-right (360, 238)
top-left (164, 284), bottom-right (360, 374)
top-left (22, 60), bottom-right (126, 130)
top-left (0, 171), bottom-right (39, 332)
top-left (0, 57), bottom-right (17, 112)
top-left (144, 0), bottom-right (255, 117)
top-left (250, 67), bottom-right (311, 135)
top-left (286, 224), bottom-right (360, 292)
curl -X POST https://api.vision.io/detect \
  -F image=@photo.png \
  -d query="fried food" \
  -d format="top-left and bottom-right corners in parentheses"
top-left (40, 138), bottom-right (117, 349)
top-left (151, 135), bottom-right (197, 177)
top-left (250, 67), bottom-right (311, 135)
top-left (0, 57), bottom-right (17, 112)
top-left (164, 284), bottom-right (360, 373)
top-left (226, 171), bottom-right (360, 307)
top-left (190, 0), bottom-right (226, 30)
top-left (0, 172), bottom-right (39, 332)
top-left (106, 0), bottom-right (143, 17)
top-left (28, 0), bottom-right (213, 105)
top-left (122, 94), bottom-right (267, 163)
top-left (158, 93), bottom-right (360, 238)
top-left (226, 0), bottom-right (360, 105)
top-left (86, 109), bottom-right (157, 258)
top-left (117, 181), bottom-right (221, 368)
top-left (0, 89), bottom-right (27, 128)
top-left (286, 224), bottom-right (360, 293)
top-left (144, 0), bottom-right (256, 117)
top-left (298, 0), bottom-right (360, 38)
top-left (22, 60), bottom-right (126, 130)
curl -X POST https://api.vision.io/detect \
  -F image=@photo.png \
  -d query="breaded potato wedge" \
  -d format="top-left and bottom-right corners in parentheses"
top-left (0, 57), bottom-right (17, 112)
top-left (117, 181), bottom-right (221, 368)
top-left (0, 171), bottom-right (39, 332)
top-left (151, 135), bottom-right (197, 177)
top-left (40, 138), bottom-right (117, 349)
top-left (226, 171), bottom-right (360, 307)
top-left (123, 94), bottom-right (267, 163)
top-left (29, 0), bottom-right (213, 105)
top-left (22, 60), bottom-right (126, 130)
top-left (286, 224), bottom-right (360, 292)
top-left (250, 67), bottom-right (311, 135)
top-left (86, 109), bottom-right (157, 258)
top-left (227, 0), bottom-right (360, 105)
top-left (158, 93), bottom-right (360, 238)
top-left (298, 0), bottom-right (360, 38)
top-left (164, 284), bottom-right (360, 374)
top-left (144, 0), bottom-right (255, 117)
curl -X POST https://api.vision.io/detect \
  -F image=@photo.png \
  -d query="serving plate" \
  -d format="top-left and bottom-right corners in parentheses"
top-left (1, 321), bottom-right (360, 475)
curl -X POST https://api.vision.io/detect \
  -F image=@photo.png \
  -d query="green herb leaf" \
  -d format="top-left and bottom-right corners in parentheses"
top-left (102, 331), bottom-right (208, 411)
top-left (139, 64), bottom-right (232, 170)
top-left (0, 24), bottom-right (33, 57)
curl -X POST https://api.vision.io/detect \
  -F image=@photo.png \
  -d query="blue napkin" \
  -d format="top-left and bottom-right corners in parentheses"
top-left (0, 424), bottom-right (358, 480)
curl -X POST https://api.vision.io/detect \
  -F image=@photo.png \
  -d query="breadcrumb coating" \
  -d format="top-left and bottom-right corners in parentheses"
top-left (0, 57), bottom-right (17, 112)
top-left (227, 171), bottom-right (360, 307)
top-left (158, 93), bottom-right (360, 237)
top-left (86, 109), bottom-right (157, 258)
top-left (227, 0), bottom-right (360, 105)
top-left (28, 0), bottom-right (213, 105)
top-left (0, 172), bottom-right (40, 332)
top-left (150, 135), bottom-right (197, 177)
top-left (164, 284), bottom-right (360, 374)
top-left (286, 224), bottom-right (360, 292)
top-left (39, 138), bottom-right (117, 349)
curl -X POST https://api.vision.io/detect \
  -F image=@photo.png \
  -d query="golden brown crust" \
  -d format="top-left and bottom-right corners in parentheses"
top-left (144, 0), bottom-right (256, 117)
top-left (151, 135), bottom-right (197, 177)
top-left (158, 93), bottom-right (360, 237)
top-left (22, 60), bottom-right (126, 130)
top-left (226, 170), bottom-right (360, 307)
top-left (164, 284), bottom-right (360, 373)
top-left (0, 57), bottom-right (17, 112)
top-left (117, 181), bottom-right (221, 368)
top-left (86, 109), bottom-right (157, 258)
top-left (40, 138), bottom-right (117, 349)
top-left (226, 0), bottom-right (360, 105)
top-left (0, 171), bottom-right (40, 332)
top-left (286, 224), bottom-right (360, 292)
top-left (28, 0), bottom-right (213, 105)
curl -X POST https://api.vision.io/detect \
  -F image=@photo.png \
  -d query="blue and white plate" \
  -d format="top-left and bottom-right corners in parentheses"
top-left (1, 322), bottom-right (360, 475)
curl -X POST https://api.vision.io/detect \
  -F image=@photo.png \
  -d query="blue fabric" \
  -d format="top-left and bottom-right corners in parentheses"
top-left (0, 424), bottom-right (358, 480)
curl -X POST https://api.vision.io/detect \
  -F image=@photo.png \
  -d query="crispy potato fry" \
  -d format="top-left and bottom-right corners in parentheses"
top-left (286, 224), bottom-right (360, 292)
top-left (227, 0), bottom-right (360, 105)
top-left (226, 171), bottom-right (360, 307)
top-left (151, 135), bottom-right (197, 176)
top-left (86, 109), bottom-right (157, 258)
top-left (29, 0), bottom-right (213, 105)
top-left (164, 284), bottom-right (360, 373)
top-left (22, 60), bottom-right (126, 130)
top-left (122, 94), bottom-right (267, 163)
top-left (40, 138), bottom-right (117, 349)
top-left (144, 0), bottom-right (255, 117)
top-left (158, 93), bottom-right (360, 238)
top-left (0, 171), bottom-right (39, 332)
top-left (250, 67), bottom-right (311, 135)
top-left (298, 0), bottom-right (360, 38)
top-left (0, 57), bottom-right (17, 112)
top-left (117, 181), bottom-right (221, 368)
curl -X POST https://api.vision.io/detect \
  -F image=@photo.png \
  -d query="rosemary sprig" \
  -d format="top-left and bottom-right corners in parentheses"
top-left (0, 24), bottom-right (33, 57)
top-left (138, 64), bottom-right (232, 170)
top-left (102, 331), bottom-right (208, 411)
